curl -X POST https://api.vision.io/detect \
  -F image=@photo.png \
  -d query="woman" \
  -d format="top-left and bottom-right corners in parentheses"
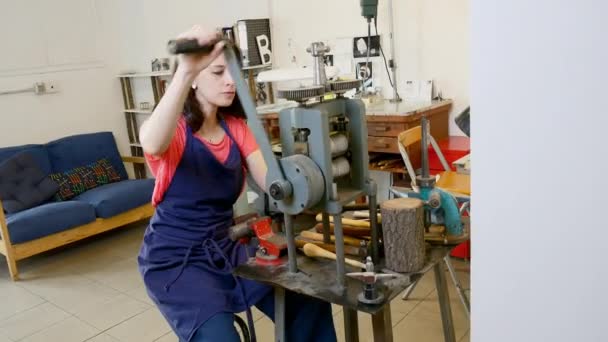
top-left (137, 25), bottom-right (337, 342)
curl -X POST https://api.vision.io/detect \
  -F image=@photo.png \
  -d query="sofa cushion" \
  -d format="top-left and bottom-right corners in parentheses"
top-left (73, 179), bottom-right (154, 218)
top-left (0, 153), bottom-right (59, 213)
top-left (5, 201), bottom-right (96, 244)
top-left (0, 144), bottom-right (52, 175)
top-left (46, 132), bottom-right (128, 180)
top-left (50, 159), bottom-right (123, 201)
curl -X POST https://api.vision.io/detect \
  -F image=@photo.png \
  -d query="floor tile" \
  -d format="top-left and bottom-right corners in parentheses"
top-left (20, 316), bottom-right (99, 342)
top-left (333, 308), bottom-right (407, 342)
top-left (81, 258), bottom-right (143, 293)
top-left (125, 284), bottom-right (155, 306)
top-left (86, 334), bottom-right (121, 342)
top-left (105, 308), bottom-right (172, 342)
top-left (154, 332), bottom-right (178, 342)
top-left (0, 281), bottom-right (45, 321)
top-left (21, 275), bottom-right (121, 315)
top-left (0, 302), bottom-right (70, 341)
top-left (76, 293), bottom-right (151, 330)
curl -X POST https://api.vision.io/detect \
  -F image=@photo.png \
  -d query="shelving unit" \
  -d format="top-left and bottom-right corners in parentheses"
top-left (118, 71), bottom-right (171, 179)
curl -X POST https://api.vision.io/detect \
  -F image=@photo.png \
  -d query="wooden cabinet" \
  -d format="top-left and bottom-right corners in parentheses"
top-left (366, 100), bottom-right (452, 179)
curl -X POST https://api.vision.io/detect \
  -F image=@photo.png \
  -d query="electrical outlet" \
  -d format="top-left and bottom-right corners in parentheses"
top-left (44, 82), bottom-right (59, 94)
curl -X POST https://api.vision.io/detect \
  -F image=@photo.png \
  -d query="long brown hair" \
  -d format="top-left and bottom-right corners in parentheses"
top-left (181, 44), bottom-right (246, 132)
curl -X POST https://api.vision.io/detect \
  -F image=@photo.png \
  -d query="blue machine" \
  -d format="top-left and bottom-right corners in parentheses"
top-left (391, 117), bottom-right (464, 236)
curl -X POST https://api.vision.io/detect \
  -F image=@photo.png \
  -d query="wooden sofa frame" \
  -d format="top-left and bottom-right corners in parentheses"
top-left (0, 157), bottom-right (154, 280)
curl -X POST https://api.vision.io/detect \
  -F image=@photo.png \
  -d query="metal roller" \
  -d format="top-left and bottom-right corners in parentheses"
top-left (332, 157), bottom-right (351, 178)
top-left (329, 133), bottom-right (349, 157)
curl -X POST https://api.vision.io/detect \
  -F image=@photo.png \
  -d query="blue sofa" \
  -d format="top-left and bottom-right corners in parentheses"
top-left (0, 132), bottom-right (154, 280)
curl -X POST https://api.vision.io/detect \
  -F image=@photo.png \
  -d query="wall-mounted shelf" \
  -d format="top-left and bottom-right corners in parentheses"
top-left (117, 71), bottom-right (172, 78)
top-left (124, 109), bottom-right (153, 114)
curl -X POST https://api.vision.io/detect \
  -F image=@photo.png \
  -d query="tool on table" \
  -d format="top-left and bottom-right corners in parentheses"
top-left (302, 243), bottom-right (365, 269)
top-left (347, 257), bottom-right (398, 305)
top-left (390, 117), bottom-right (464, 237)
top-left (313, 223), bottom-right (370, 238)
top-left (228, 216), bottom-right (287, 266)
top-left (300, 230), bottom-right (364, 247)
top-left (315, 213), bottom-right (380, 227)
top-left (295, 238), bottom-right (367, 258)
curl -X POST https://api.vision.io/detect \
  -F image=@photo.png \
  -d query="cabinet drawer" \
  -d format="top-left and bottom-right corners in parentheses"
top-left (367, 122), bottom-right (407, 137)
top-left (368, 136), bottom-right (399, 153)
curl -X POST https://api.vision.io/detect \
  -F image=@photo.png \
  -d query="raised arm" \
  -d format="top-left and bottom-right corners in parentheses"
top-left (139, 26), bottom-right (225, 156)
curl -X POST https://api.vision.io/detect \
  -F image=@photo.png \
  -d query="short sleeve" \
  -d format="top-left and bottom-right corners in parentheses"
top-left (144, 118), bottom-right (188, 205)
top-left (225, 116), bottom-right (259, 159)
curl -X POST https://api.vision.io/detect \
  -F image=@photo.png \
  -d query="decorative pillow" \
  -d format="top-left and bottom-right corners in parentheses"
top-left (50, 158), bottom-right (122, 201)
top-left (0, 152), bottom-right (59, 214)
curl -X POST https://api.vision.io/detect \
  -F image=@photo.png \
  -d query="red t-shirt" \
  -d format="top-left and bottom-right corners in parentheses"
top-left (145, 116), bottom-right (258, 206)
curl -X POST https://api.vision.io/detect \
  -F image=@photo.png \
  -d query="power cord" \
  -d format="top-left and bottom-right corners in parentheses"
top-left (374, 17), bottom-right (401, 98)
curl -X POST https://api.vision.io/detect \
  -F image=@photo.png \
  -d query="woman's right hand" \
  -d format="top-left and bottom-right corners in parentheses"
top-left (174, 25), bottom-right (226, 78)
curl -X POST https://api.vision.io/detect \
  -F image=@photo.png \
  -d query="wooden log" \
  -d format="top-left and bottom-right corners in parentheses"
top-left (313, 223), bottom-right (370, 238)
top-left (380, 198), bottom-right (426, 273)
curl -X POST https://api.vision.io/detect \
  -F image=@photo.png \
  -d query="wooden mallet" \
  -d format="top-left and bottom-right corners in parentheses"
top-left (302, 243), bottom-right (365, 269)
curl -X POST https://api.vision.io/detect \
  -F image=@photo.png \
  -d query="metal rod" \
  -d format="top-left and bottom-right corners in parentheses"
top-left (371, 305), bottom-right (394, 342)
top-left (444, 255), bottom-right (470, 319)
top-left (274, 287), bottom-right (286, 342)
top-left (421, 117), bottom-right (430, 179)
top-left (344, 308), bottom-right (360, 342)
top-left (434, 262), bottom-right (457, 342)
top-left (322, 212), bottom-right (331, 244)
top-left (224, 46), bottom-right (287, 192)
top-left (369, 193), bottom-right (380, 263)
top-left (401, 279), bottom-right (420, 301)
top-left (284, 214), bottom-right (298, 273)
top-left (332, 213), bottom-right (346, 289)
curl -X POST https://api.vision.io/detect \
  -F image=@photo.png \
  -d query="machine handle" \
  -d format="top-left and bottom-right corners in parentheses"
top-left (167, 39), bottom-right (217, 55)
top-left (223, 44), bottom-right (290, 196)
top-left (228, 221), bottom-right (254, 241)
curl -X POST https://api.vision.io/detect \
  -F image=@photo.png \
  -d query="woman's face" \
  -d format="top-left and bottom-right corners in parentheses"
top-left (193, 53), bottom-right (236, 108)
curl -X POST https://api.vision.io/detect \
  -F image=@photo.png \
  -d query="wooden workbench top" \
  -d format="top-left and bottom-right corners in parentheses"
top-left (365, 99), bottom-right (453, 118)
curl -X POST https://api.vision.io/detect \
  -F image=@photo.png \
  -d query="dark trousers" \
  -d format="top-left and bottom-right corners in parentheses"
top-left (190, 289), bottom-right (337, 342)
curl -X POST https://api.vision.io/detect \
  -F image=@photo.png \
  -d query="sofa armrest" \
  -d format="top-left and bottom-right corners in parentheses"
top-left (121, 156), bottom-right (145, 164)
top-left (0, 198), bottom-right (12, 245)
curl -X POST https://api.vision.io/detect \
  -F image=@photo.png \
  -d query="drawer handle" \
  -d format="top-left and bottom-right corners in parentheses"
top-left (375, 143), bottom-right (390, 148)
top-left (374, 126), bottom-right (390, 132)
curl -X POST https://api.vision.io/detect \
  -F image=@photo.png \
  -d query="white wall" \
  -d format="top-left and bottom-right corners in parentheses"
top-left (419, 0), bottom-right (470, 135)
top-left (0, 0), bottom-right (128, 153)
top-left (0, 0), bottom-right (269, 156)
top-left (473, 1), bottom-right (608, 341)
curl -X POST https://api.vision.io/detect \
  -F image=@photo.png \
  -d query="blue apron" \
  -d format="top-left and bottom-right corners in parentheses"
top-left (138, 120), bottom-right (271, 342)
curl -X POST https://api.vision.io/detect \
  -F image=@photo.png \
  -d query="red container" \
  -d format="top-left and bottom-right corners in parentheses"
top-left (428, 136), bottom-right (470, 172)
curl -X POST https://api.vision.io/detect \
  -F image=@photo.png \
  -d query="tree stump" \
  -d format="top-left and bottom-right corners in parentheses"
top-left (380, 198), bottom-right (425, 273)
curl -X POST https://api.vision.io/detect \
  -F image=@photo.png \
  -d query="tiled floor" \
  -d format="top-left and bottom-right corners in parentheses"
top-left (0, 221), bottom-right (470, 341)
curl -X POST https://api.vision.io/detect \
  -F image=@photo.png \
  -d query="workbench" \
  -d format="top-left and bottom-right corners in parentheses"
top-left (234, 243), bottom-right (459, 342)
